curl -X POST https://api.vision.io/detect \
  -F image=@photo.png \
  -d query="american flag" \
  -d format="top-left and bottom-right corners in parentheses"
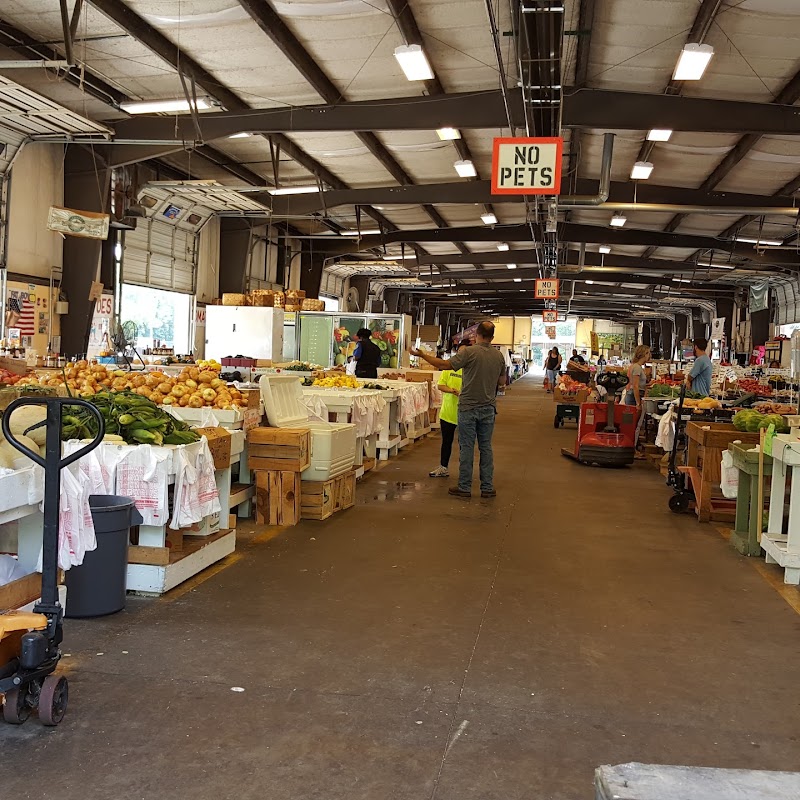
top-left (8, 296), bottom-right (35, 336)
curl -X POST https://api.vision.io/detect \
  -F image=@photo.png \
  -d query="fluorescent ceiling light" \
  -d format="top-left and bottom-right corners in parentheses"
top-left (513, 278), bottom-right (522, 283)
top-left (585, 280), bottom-right (594, 284)
top-left (735, 236), bottom-right (782, 246)
top-left (507, 264), bottom-right (517, 269)
top-left (673, 43), bottom-right (714, 81)
top-left (599, 245), bottom-right (611, 254)
top-left (339, 228), bottom-right (382, 236)
top-left (497, 243), bottom-right (510, 251)
top-left (382, 253), bottom-right (417, 260)
top-left (228, 132), bottom-right (251, 139)
top-left (609, 213), bottom-right (627, 227)
top-left (437, 127), bottom-right (461, 140)
top-left (481, 212), bottom-right (498, 225)
top-left (647, 129), bottom-right (672, 142)
top-left (120, 97), bottom-right (211, 115)
top-left (454, 159), bottom-right (477, 178)
top-left (630, 161), bottom-right (654, 180)
top-left (673, 278), bottom-right (692, 283)
top-left (696, 260), bottom-right (735, 269)
top-left (267, 185), bottom-right (320, 196)
top-left (393, 44), bottom-right (434, 81)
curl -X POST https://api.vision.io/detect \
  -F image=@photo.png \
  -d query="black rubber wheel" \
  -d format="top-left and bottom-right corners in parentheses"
top-left (669, 493), bottom-right (691, 514)
top-left (38, 675), bottom-right (68, 726)
top-left (3, 685), bottom-right (31, 724)
top-left (553, 415), bottom-right (560, 428)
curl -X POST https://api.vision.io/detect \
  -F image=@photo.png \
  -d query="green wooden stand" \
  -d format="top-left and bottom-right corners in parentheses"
top-left (729, 443), bottom-right (772, 557)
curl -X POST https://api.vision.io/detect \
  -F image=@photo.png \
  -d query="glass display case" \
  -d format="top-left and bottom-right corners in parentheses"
top-left (297, 312), bottom-right (410, 368)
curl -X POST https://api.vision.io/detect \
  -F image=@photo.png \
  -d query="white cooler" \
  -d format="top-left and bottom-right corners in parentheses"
top-left (260, 375), bottom-right (357, 481)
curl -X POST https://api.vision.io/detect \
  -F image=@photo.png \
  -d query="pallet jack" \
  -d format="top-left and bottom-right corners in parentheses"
top-left (0, 397), bottom-right (103, 725)
top-left (666, 383), bottom-right (696, 513)
top-left (561, 371), bottom-right (638, 467)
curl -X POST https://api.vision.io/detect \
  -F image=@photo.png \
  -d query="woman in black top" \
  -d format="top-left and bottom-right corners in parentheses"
top-left (353, 328), bottom-right (381, 378)
top-left (544, 347), bottom-right (561, 393)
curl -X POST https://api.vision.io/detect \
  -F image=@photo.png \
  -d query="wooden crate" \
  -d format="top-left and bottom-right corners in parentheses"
top-left (248, 427), bottom-right (310, 472)
top-left (301, 470), bottom-right (356, 520)
top-left (255, 469), bottom-right (301, 526)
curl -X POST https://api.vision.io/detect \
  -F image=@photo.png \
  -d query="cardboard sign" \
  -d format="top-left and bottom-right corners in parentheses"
top-left (545, 325), bottom-right (557, 339)
top-left (535, 279), bottom-right (559, 299)
top-left (491, 137), bottom-right (563, 195)
top-left (542, 310), bottom-right (557, 323)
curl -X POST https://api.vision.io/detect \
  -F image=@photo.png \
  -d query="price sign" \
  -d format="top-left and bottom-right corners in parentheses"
top-left (243, 408), bottom-right (261, 432)
top-left (535, 279), bottom-right (559, 299)
top-left (196, 307), bottom-right (206, 326)
top-left (491, 137), bottom-right (563, 195)
top-left (545, 325), bottom-right (557, 340)
top-left (542, 310), bottom-right (557, 323)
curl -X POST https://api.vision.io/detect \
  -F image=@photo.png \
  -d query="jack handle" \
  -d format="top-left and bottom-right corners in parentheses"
top-left (1, 397), bottom-right (105, 470)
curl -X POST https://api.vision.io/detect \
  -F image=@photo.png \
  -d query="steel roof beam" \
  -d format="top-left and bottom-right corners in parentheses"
top-left (644, 60), bottom-right (800, 256)
top-left (106, 88), bottom-right (800, 150)
top-left (266, 178), bottom-right (800, 215)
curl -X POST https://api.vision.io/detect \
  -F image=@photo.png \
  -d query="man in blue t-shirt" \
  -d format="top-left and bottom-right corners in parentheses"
top-left (687, 337), bottom-right (713, 396)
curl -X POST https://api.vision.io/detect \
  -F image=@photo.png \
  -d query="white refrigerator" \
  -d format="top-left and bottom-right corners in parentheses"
top-left (205, 306), bottom-right (285, 361)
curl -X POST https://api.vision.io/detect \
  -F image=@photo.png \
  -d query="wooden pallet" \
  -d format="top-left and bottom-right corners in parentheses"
top-left (301, 470), bottom-right (356, 521)
top-left (255, 469), bottom-right (302, 526)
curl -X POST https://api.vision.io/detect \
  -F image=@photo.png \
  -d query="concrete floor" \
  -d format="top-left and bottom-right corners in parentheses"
top-left (4, 375), bottom-right (800, 799)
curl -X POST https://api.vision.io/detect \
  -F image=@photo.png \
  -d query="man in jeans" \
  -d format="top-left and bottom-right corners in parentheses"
top-left (412, 321), bottom-right (506, 498)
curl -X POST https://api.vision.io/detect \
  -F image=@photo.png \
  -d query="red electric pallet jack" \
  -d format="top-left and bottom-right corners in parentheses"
top-left (561, 371), bottom-right (639, 467)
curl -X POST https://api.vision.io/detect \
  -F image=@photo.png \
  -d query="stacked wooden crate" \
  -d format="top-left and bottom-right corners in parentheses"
top-left (301, 470), bottom-right (357, 521)
top-left (248, 428), bottom-right (310, 526)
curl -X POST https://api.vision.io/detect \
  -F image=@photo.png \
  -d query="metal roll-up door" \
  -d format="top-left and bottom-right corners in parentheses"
top-left (123, 219), bottom-right (197, 294)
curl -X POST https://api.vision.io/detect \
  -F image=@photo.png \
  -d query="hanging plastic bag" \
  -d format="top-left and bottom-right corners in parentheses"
top-left (720, 450), bottom-right (739, 499)
top-left (655, 404), bottom-right (676, 451)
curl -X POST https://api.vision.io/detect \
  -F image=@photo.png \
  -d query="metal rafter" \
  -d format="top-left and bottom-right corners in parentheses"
top-left (643, 47), bottom-right (800, 257)
top-left (234, 0), bottom-right (469, 256)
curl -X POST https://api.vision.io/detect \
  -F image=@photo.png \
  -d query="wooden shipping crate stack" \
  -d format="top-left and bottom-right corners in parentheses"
top-left (300, 470), bottom-right (356, 521)
top-left (248, 428), bottom-right (310, 527)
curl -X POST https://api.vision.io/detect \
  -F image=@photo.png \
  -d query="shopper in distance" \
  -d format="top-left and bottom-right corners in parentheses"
top-left (412, 321), bottom-right (506, 499)
top-left (352, 328), bottom-right (381, 379)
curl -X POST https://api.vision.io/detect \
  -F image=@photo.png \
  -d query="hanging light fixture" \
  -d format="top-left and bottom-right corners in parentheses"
top-left (673, 43), bottom-right (714, 81)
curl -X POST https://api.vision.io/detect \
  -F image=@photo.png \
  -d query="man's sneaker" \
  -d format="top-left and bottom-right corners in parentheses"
top-left (448, 487), bottom-right (472, 498)
top-left (481, 489), bottom-right (497, 498)
top-left (429, 466), bottom-right (449, 477)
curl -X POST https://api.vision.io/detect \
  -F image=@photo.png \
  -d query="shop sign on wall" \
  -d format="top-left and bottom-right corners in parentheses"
top-left (491, 137), bottom-right (563, 195)
top-left (47, 206), bottom-right (110, 239)
top-left (542, 310), bottom-right (557, 323)
top-left (545, 325), bottom-right (557, 340)
top-left (535, 279), bottom-right (559, 299)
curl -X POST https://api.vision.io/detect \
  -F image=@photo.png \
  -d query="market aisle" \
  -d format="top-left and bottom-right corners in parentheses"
top-left (4, 375), bottom-right (800, 799)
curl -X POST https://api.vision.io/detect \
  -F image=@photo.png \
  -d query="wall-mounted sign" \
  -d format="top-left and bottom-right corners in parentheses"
top-left (535, 279), bottom-right (559, 299)
top-left (491, 137), bottom-right (563, 195)
top-left (47, 206), bottom-right (110, 239)
top-left (542, 310), bottom-right (557, 323)
top-left (711, 317), bottom-right (726, 339)
top-left (545, 325), bottom-right (557, 340)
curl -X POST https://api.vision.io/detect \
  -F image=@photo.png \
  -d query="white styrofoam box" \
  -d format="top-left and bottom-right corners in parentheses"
top-left (0, 465), bottom-right (43, 514)
top-left (260, 375), bottom-right (356, 481)
top-left (229, 429), bottom-right (246, 456)
top-left (165, 405), bottom-right (245, 429)
top-left (303, 421), bottom-right (357, 481)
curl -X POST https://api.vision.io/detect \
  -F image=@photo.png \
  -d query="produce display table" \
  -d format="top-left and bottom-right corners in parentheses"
top-left (682, 423), bottom-right (760, 523)
top-left (728, 442), bottom-right (773, 556)
top-left (763, 435), bottom-right (800, 584)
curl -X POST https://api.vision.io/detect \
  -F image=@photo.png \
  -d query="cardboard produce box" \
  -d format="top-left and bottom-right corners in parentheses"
top-left (554, 387), bottom-right (589, 404)
top-left (405, 369), bottom-right (435, 382)
top-left (195, 427), bottom-right (232, 470)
